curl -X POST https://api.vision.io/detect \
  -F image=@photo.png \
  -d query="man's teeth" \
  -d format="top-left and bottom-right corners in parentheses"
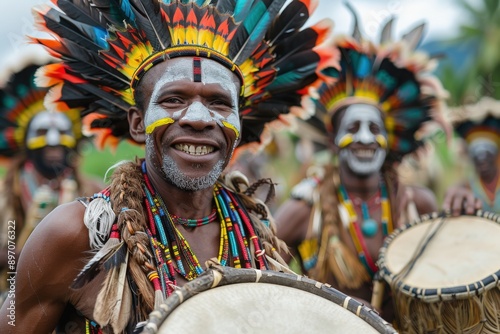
top-left (175, 144), bottom-right (214, 155)
top-left (353, 149), bottom-right (375, 158)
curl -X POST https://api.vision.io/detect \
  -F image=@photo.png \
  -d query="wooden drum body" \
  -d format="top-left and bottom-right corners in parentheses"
top-left (378, 211), bottom-right (500, 334)
top-left (141, 266), bottom-right (396, 334)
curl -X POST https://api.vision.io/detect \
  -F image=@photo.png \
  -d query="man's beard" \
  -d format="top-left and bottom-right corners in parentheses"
top-left (162, 155), bottom-right (224, 191)
top-left (146, 136), bottom-right (225, 192)
top-left (27, 147), bottom-right (74, 179)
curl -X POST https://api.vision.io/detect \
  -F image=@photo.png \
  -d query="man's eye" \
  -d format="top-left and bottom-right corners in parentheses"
top-left (348, 125), bottom-right (359, 133)
top-left (163, 97), bottom-right (183, 104)
top-left (370, 124), bottom-right (381, 134)
top-left (211, 100), bottom-right (232, 107)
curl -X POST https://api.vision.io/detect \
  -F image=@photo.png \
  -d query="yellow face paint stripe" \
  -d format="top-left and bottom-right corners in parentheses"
top-left (60, 135), bottom-right (77, 148)
top-left (376, 134), bottom-right (388, 149)
top-left (26, 135), bottom-right (77, 150)
top-left (222, 121), bottom-right (240, 138)
top-left (26, 137), bottom-right (47, 150)
top-left (145, 118), bottom-right (175, 134)
top-left (338, 134), bottom-right (354, 148)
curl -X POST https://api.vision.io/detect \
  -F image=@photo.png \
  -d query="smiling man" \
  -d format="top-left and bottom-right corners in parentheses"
top-left (274, 15), bottom-right (449, 322)
top-left (0, 0), bottom-right (332, 333)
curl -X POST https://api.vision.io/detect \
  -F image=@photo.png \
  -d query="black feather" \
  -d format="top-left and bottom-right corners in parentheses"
top-left (91, 0), bottom-right (133, 29)
top-left (272, 28), bottom-right (320, 66)
top-left (55, 0), bottom-right (107, 28)
top-left (215, 0), bottom-right (236, 15)
top-left (131, 0), bottom-right (171, 51)
top-left (41, 8), bottom-right (105, 51)
top-left (266, 0), bottom-right (310, 45)
top-left (71, 241), bottom-right (126, 289)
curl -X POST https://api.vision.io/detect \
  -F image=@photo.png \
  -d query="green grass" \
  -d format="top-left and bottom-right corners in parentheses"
top-left (79, 140), bottom-right (145, 181)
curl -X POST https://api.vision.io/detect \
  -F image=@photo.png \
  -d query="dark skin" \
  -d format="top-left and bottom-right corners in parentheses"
top-left (0, 57), bottom-right (242, 333)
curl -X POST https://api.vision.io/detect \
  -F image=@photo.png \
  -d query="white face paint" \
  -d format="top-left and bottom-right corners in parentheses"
top-left (468, 138), bottom-right (498, 162)
top-left (145, 58), bottom-right (240, 135)
top-left (26, 111), bottom-right (75, 149)
top-left (336, 104), bottom-right (388, 175)
top-left (143, 58), bottom-right (241, 190)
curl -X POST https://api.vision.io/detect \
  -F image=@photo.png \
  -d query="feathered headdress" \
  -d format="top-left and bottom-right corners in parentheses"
top-left (448, 97), bottom-right (500, 147)
top-left (0, 51), bottom-right (82, 159)
top-left (31, 0), bottom-right (337, 152)
top-left (302, 3), bottom-right (448, 161)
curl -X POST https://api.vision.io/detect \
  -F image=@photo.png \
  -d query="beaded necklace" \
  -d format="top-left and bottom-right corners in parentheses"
top-left (140, 161), bottom-right (268, 298)
top-left (169, 208), bottom-right (218, 227)
top-left (337, 181), bottom-right (393, 277)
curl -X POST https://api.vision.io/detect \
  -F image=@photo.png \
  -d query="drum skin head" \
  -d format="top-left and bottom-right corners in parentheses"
top-left (383, 215), bottom-right (500, 289)
top-left (158, 283), bottom-right (381, 333)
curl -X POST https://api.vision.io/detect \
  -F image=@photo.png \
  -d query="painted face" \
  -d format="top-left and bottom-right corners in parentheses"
top-left (144, 57), bottom-right (240, 137)
top-left (335, 104), bottom-right (388, 175)
top-left (26, 111), bottom-right (76, 150)
top-left (468, 138), bottom-right (499, 177)
top-left (142, 57), bottom-right (241, 191)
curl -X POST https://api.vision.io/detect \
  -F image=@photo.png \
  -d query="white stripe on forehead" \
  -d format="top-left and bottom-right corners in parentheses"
top-left (145, 58), bottom-right (240, 133)
top-left (468, 138), bottom-right (498, 158)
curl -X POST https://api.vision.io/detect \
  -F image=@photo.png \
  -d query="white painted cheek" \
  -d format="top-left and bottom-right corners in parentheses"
top-left (200, 59), bottom-right (241, 133)
top-left (145, 103), bottom-right (172, 129)
top-left (144, 61), bottom-right (193, 129)
top-left (224, 113), bottom-right (241, 135)
top-left (335, 128), bottom-right (348, 146)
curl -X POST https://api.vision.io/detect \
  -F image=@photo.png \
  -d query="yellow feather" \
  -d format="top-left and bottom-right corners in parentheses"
top-left (172, 26), bottom-right (186, 45)
top-left (199, 30), bottom-right (215, 48)
top-left (219, 42), bottom-right (230, 55)
top-left (186, 26), bottom-right (197, 45)
top-left (213, 35), bottom-right (226, 53)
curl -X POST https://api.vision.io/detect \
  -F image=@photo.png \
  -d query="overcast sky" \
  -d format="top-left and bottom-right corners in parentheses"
top-left (0, 0), bottom-right (469, 78)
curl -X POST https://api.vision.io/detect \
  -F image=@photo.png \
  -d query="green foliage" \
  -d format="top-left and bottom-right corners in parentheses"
top-left (448, 0), bottom-right (500, 102)
top-left (79, 140), bottom-right (145, 180)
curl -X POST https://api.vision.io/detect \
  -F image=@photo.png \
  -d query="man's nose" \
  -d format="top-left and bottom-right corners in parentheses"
top-left (356, 123), bottom-right (374, 144)
top-left (46, 127), bottom-right (62, 146)
top-left (177, 102), bottom-right (217, 130)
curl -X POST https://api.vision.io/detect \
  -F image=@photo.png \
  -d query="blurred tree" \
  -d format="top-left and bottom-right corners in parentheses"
top-left (443, 0), bottom-right (500, 104)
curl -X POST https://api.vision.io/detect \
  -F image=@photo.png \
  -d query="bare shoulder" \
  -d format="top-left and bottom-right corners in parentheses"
top-left (19, 200), bottom-right (91, 287)
top-left (0, 200), bottom-right (90, 333)
top-left (25, 200), bottom-right (89, 252)
top-left (406, 184), bottom-right (438, 215)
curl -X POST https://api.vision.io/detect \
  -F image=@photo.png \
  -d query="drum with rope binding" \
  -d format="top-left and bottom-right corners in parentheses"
top-left (378, 211), bottom-right (500, 334)
top-left (140, 265), bottom-right (396, 333)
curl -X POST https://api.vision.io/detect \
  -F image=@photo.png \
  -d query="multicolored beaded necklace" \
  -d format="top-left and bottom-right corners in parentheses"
top-left (169, 208), bottom-right (218, 227)
top-left (338, 182), bottom-right (393, 277)
top-left (140, 161), bottom-right (268, 297)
